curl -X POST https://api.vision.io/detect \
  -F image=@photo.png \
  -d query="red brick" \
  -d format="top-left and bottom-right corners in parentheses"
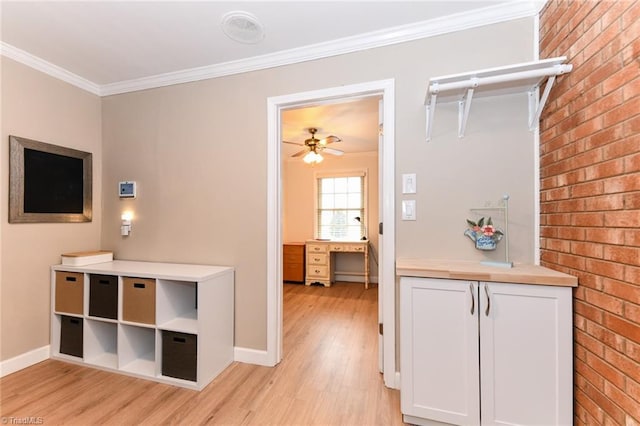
top-left (582, 89), bottom-right (623, 121)
top-left (625, 229), bottom-right (640, 246)
top-left (587, 320), bottom-right (627, 352)
top-left (572, 241), bottom-right (604, 258)
top-left (576, 353), bottom-right (606, 389)
top-left (585, 126), bottom-right (624, 150)
top-left (622, 36), bottom-right (640, 68)
top-left (583, 379), bottom-right (627, 424)
top-left (585, 159), bottom-right (626, 181)
top-left (584, 20), bottom-right (622, 63)
top-left (626, 192), bottom-right (640, 209)
top-left (603, 313), bottom-right (640, 345)
top-left (585, 346), bottom-right (626, 389)
top-left (602, 278), bottom-right (640, 304)
top-left (573, 180), bottom-right (604, 197)
top-left (603, 61), bottom-right (640, 95)
top-left (545, 186), bottom-right (571, 201)
top-left (602, 96), bottom-right (640, 127)
top-left (586, 57), bottom-right (622, 89)
top-left (603, 136), bottom-right (640, 159)
top-left (586, 259), bottom-right (626, 280)
top-left (626, 378), bottom-right (640, 406)
top-left (622, 0), bottom-right (640, 30)
top-left (624, 114), bottom-right (640, 136)
top-left (584, 194), bottom-right (625, 211)
top-left (603, 381), bottom-right (640, 422)
top-left (575, 387), bottom-right (605, 424)
top-left (585, 288), bottom-right (624, 315)
top-left (626, 266), bottom-right (640, 284)
top-left (559, 226), bottom-right (586, 240)
top-left (558, 252), bottom-right (587, 270)
top-left (576, 271), bottom-right (602, 290)
top-left (626, 339), bottom-right (640, 363)
top-left (604, 209), bottom-right (640, 227)
top-left (573, 212), bottom-right (605, 227)
top-left (584, 227), bottom-right (625, 244)
top-left (557, 169), bottom-right (586, 187)
top-left (578, 327), bottom-right (606, 358)
top-left (546, 213), bottom-right (573, 226)
top-left (622, 76), bottom-right (640, 101)
top-left (625, 302), bottom-right (640, 324)
top-left (625, 153), bottom-right (640, 173)
top-left (547, 238), bottom-right (572, 252)
top-left (603, 245), bottom-right (640, 265)
top-left (604, 174), bottom-right (640, 193)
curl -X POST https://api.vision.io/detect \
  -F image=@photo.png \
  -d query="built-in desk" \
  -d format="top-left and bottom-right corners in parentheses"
top-left (305, 240), bottom-right (369, 289)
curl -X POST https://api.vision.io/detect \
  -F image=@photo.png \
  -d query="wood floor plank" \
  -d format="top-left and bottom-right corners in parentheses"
top-left (0, 282), bottom-right (404, 425)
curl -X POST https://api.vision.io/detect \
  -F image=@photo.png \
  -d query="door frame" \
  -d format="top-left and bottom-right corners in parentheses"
top-left (266, 79), bottom-right (397, 388)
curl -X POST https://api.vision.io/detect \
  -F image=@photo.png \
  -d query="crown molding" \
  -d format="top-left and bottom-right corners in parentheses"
top-left (0, 42), bottom-right (101, 96)
top-left (2, 1), bottom-right (542, 97)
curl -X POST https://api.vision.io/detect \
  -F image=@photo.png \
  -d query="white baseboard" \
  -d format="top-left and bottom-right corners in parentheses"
top-left (234, 346), bottom-right (272, 366)
top-left (0, 345), bottom-right (50, 377)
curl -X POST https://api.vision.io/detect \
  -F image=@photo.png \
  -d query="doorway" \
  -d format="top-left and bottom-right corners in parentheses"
top-left (267, 79), bottom-right (397, 388)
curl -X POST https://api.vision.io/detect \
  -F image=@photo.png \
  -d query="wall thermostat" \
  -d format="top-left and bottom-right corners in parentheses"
top-left (119, 181), bottom-right (136, 198)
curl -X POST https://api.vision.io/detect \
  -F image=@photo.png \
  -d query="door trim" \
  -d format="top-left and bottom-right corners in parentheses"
top-left (266, 79), bottom-right (397, 388)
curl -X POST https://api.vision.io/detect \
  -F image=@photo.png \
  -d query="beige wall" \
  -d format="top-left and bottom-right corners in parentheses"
top-left (283, 152), bottom-right (380, 279)
top-left (101, 18), bottom-right (535, 351)
top-left (0, 57), bottom-right (102, 361)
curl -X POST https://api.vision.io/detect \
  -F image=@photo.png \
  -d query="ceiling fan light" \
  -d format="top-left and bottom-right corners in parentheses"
top-left (303, 150), bottom-right (323, 164)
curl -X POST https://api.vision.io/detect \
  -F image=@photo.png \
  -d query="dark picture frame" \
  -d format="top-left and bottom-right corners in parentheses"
top-left (9, 135), bottom-right (92, 223)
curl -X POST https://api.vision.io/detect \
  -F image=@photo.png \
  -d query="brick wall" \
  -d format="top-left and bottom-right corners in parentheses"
top-left (540, 1), bottom-right (640, 424)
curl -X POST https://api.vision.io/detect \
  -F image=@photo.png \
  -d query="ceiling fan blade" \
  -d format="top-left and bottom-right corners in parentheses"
top-left (319, 135), bottom-right (342, 146)
top-left (323, 148), bottom-right (344, 156)
top-left (283, 140), bottom-right (304, 146)
top-left (291, 148), bottom-right (309, 157)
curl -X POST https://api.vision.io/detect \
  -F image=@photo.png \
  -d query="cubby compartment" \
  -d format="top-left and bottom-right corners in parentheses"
top-left (89, 274), bottom-right (118, 320)
top-left (157, 280), bottom-right (197, 333)
top-left (122, 277), bottom-right (156, 325)
top-left (60, 315), bottom-right (83, 358)
top-left (55, 271), bottom-right (84, 315)
top-left (84, 319), bottom-right (118, 369)
top-left (119, 324), bottom-right (156, 377)
top-left (161, 330), bottom-right (197, 382)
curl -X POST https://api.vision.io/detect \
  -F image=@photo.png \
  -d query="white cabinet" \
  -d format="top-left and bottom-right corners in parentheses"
top-left (51, 260), bottom-right (234, 391)
top-left (400, 277), bottom-right (573, 426)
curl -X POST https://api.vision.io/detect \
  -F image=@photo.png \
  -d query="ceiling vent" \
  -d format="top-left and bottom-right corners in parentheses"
top-left (221, 11), bottom-right (265, 44)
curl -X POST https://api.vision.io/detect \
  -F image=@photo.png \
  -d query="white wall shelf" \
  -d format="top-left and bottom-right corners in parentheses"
top-left (425, 57), bottom-right (572, 141)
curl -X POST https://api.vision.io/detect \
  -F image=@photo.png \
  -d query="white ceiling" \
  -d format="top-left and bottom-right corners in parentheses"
top-left (0, 1), bottom-right (541, 155)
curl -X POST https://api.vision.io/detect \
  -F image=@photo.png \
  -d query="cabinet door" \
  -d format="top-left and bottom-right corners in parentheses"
top-left (479, 282), bottom-right (573, 426)
top-left (400, 277), bottom-right (480, 425)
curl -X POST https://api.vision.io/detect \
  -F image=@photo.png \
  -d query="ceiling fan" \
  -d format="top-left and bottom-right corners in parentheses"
top-left (283, 127), bottom-right (343, 164)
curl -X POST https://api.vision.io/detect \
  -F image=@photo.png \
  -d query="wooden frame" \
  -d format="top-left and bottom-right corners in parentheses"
top-left (9, 135), bottom-right (92, 223)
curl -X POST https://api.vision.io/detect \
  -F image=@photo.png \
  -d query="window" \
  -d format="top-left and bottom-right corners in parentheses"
top-left (316, 172), bottom-right (366, 240)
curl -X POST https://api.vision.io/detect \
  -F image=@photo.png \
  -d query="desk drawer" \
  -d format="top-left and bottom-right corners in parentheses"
top-left (348, 244), bottom-right (366, 253)
top-left (329, 244), bottom-right (345, 252)
top-left (307, 244), bottom-right (328, 254)
top-left (307, 265), bottom-right (329, 278)
top-left (283, 245), bottom-right (304, 257)
top-left (307, 253), bottom-right (328, 265)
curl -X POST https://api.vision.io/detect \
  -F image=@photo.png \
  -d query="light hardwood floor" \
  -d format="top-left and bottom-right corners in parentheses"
top-left (1, 283), bottom-right (405, 425)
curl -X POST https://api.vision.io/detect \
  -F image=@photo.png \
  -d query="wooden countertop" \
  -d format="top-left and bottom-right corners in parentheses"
top-left (396, 258), bottom-right (578, 287)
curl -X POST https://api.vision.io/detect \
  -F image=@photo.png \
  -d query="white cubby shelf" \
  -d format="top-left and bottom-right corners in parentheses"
top-left (50, 260), bottom-right (234, 391)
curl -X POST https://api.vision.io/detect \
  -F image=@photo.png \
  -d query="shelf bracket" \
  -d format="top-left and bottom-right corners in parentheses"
top-left (425, 85), bottom-right (438, 142)
top-left (528, 75), bottom-right (556, 130)
top-left (458, 85), bottom-right (476, 138)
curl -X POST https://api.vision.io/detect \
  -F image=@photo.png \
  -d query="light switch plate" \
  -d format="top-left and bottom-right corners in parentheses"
top-left (402, 173), bottom-right (416, 194)
top-left (402, 200), bottom-right (416, 220)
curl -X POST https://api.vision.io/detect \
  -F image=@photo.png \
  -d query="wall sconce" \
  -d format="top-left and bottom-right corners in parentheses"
top-left (354, 216), bottom-right (367, 240)
top-left (121, 211), bottom-right (133, 236)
